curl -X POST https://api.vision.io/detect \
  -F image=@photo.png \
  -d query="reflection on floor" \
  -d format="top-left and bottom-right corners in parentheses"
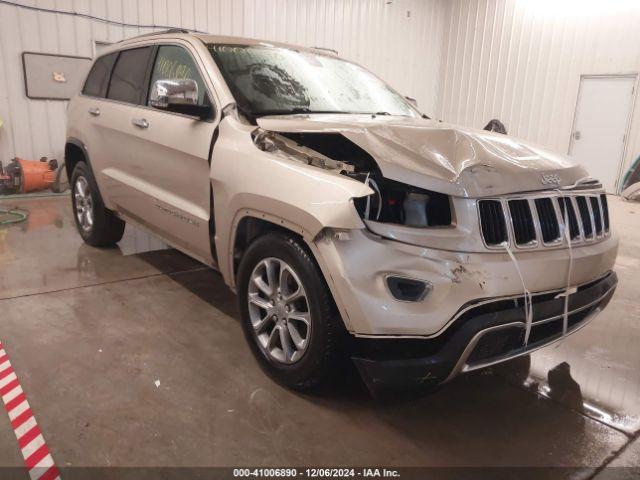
top-left (0, 194), bottom-right (638, 474)
top-left (118, 223), bottom-right (169, 256)
top-left (524, 198), bottom-right (640, 434)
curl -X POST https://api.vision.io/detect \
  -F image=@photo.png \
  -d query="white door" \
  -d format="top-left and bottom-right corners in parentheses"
top-left (569, 75), bottom-right (636, 193)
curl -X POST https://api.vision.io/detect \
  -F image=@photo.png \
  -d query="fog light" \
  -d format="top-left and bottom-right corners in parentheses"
top-left (386, 276), bottom-right (431, 302)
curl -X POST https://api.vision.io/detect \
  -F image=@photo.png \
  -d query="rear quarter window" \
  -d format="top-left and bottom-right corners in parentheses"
top-left (82, 52), bottom-right (118, 98)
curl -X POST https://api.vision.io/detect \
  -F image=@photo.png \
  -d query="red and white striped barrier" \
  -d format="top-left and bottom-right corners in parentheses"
top-left (0, 343), bottom-right (60, 480)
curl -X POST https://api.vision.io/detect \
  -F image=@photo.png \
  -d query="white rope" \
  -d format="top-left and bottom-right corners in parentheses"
top-left (555, 190), bottom-right (576, 335)
top-left (502, 241), bottom-right (534, 345)
top-left (502, 190), bottom-right (577, 347)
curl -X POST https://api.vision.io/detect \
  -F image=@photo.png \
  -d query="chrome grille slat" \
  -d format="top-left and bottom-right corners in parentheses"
top-left (478, 191), bottom-right (610, 250)
top-left (508, 199), bottom-right (536, 246)
top-left (590, 196), bottom-right (603, 236)
top-left (478, 200), bottom-right (508, 246)
top-left (601, 194), bottom-right (610, 231)
top-left (559, 197), bottom-right (581, 240)
top-left (534, 197), bottom-right (560, 244)
top-left (529, 198), bottom-right (545, 244)
top-left (576, 196), bottom-right (594, 239)
top-left (590, 196), bottom-right (598, 237)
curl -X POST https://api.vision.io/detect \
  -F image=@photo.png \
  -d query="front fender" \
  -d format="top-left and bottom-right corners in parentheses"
top-left (210, 116), bottom-right (371, 287)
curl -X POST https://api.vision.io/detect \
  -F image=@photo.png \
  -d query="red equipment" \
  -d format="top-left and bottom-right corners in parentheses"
top-left (0, 157), bottom-right (58, 194)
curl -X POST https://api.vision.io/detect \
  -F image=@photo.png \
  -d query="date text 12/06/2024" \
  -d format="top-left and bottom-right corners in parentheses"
top-left (233, 468), bottom-right (401, 478)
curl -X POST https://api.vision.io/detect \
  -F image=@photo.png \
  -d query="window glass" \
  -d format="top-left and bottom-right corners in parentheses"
top-left (83, 52), bottom-right (117, 98)
top-left (107, 47), bottom-right (153, 104)
top-left (148, 45), bottom-right (208, 106)
top-left (207, 44), bottom-right (416, 117)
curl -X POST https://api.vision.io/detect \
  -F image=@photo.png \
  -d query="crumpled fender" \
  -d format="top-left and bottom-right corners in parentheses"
top-left (211, 116), bottom-right (373, 286)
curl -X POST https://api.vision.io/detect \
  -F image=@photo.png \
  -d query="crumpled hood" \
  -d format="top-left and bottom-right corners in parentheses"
top-left (256, 114), bottom-right (590, 197)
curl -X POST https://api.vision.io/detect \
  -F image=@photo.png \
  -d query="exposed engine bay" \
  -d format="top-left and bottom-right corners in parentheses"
top-left (253, 129), bottom-right (452, 228)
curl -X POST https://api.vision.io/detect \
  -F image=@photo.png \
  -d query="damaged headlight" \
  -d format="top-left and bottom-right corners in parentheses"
top-left (348, 175), bottom-right (452, 228)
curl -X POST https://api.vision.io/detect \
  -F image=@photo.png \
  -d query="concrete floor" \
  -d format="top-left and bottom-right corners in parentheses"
top-left (0, 195), bottom-right (638, 477)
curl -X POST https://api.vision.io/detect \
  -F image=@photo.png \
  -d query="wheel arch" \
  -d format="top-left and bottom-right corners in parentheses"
top-left (65, 137), bottom-right (94, 182)
top-left (228, 211), bottom-right (308, 289)
top-left (226, 210), bottom-right (355, 332)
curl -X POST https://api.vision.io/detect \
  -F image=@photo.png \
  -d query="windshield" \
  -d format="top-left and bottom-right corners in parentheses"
top-left (208, 44), bottom-right (417, 117)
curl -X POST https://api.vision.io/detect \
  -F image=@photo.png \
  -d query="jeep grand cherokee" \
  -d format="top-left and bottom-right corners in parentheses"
top-left (65, 30), bottom-right (618, 392)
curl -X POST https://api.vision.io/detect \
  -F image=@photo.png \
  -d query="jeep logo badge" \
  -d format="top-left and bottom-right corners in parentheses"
top-left (540, 173), bottom-right (561, 185)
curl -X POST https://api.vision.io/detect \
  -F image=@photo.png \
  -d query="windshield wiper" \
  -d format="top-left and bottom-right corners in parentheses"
top-left (252, 108), bottom-right (412, 118)
top-left (253, 108), bottom-right (358, 117)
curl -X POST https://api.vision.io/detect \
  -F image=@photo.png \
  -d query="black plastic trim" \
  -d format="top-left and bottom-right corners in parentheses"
top-left (351, 271), bottom-right (617, 391)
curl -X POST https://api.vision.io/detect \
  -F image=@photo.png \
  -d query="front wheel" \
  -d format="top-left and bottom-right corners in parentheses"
top-left (71, 162), bottom-right (125, 247)
top-left (237, 232), bottom-right (342, 390)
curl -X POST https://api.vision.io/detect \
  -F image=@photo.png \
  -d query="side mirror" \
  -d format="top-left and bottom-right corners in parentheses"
top-left (149, 79), bottom-right (212, 120)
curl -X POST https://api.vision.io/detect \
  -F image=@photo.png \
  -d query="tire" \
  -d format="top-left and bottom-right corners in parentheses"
top-left (70, 162), bottom-right (125, 247)
top-left (237, 232), bottom-right (342, 390)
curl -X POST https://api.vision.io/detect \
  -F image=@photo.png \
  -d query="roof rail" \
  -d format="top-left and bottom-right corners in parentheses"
top-left (311, 46), bottom-right (339, 56)
top-left (120, 28), bottom-right (191, 42)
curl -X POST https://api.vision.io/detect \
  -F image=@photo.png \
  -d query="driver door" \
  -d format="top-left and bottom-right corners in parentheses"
top-left (124, 43), bottom-right (218, 265)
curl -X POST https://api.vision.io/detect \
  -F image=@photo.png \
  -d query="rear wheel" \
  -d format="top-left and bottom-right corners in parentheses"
top-left (71, 162), bottom-right (125, 246)
top-left (237, 232), bottom-right (342, 390)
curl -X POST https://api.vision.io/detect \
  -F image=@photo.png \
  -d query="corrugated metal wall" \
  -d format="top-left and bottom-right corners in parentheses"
top-left (0, 0), bottom-right (445, 164)
top-left (437, 0), bottom-right (640, 182)
top-left (4, 0), bottom-right (639, 183)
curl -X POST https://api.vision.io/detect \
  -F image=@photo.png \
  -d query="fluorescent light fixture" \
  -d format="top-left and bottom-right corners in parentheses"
top-left (519, 0), bottom-right (639, 17)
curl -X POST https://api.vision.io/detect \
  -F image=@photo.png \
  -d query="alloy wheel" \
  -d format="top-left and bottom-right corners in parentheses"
top-left (247, 257), bottom-right (312, 364)
top-left (74, 176), bottom-right (94, 232)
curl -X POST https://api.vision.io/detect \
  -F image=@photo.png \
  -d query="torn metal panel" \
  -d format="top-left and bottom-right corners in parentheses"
top-left (210, 117), bottom-right (373, 286)
top-left (252, 129), bottom-right (355, 173)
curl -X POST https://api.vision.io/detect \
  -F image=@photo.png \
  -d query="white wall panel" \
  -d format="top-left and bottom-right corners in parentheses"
top-left (3, 0), bottom-right (639, 191)
top-left (0, 0), bottom-right (444, 164)
top-left (437, 0), bottom-right (640, 188)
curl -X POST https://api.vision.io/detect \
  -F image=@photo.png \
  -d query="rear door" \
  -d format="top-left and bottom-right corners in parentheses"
top-left (118, 43), bottom-right (218, 264)
top-left (98, 46), bottom-right (156, 213)
top-left (72, 51), bottom-right (119, 206)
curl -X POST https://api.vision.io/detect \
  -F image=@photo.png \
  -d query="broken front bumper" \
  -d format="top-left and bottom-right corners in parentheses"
top-left (313, 228), bottom-right (618, 336)
top-left (350, 271), bottom-right (617, 390)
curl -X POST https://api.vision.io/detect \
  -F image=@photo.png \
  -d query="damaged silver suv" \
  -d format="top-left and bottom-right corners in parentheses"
top-left (66, 30), bottom-right (618, 392)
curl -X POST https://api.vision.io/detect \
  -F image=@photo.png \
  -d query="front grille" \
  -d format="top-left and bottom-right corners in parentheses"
top-left (508, 200), bottom-right (536, 245)
top-left (558, 197), bottom-right (580, 239)
top-left (479, 193), bottom-right (610, 249)
top-left (601, 194), bottom-right (610, 231)
top-left (576, 196), bottom-right (593, 238)
top-left (590, 196), bottom-right (603, 235)
top-left (534, 198), bottom-right (560, 243)
top-left (478, 200), bottom-right (507, 246)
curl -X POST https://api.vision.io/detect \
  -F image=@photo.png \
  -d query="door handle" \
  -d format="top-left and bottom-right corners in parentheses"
top-left (573, 131), bottom-right (581, 140)
top-left (132, 118), bottom-right (149, 129)
top-left (88, 107), bottom-right (101, 116)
